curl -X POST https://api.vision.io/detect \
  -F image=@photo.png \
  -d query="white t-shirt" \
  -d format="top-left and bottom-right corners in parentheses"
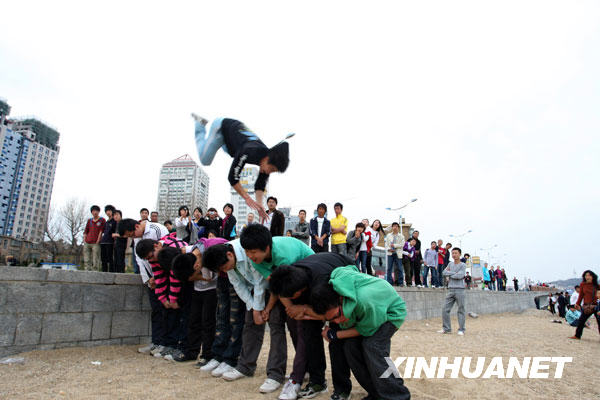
top-left (570, 291), bottom-right (579, 305)
top-left (317, 217), bottom-right (324, 237)
top-left (263, 212), bottom-right (272, 230)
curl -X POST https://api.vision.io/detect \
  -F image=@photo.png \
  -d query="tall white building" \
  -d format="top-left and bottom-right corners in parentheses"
top-left (230, 166), bottom-right (267, 232)
top-left (0, 98), bottom-right (60, 243)
top-left (156, 154), bottom-right (209, 221)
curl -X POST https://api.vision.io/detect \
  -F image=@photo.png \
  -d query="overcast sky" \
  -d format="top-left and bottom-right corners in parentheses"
top-left (1, 1), bottom-right (599, 282)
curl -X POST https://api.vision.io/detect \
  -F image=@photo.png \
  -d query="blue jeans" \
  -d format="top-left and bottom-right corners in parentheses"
top-left (212, 276), bottom-right (245, 366)
top-left (356, 250), bottom-right (368, 273)
top-left (386, 254), bottom-right (403, 285)
top-left (437, 264), bottom-right (444, 287)
top-left (195, 117), bottom-right (225, 166)
top-left (424, 266), bottom-right (438, 287)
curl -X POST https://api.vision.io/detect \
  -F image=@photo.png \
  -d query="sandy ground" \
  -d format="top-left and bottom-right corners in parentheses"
top-left (1, 309), bottom-right (599, 400)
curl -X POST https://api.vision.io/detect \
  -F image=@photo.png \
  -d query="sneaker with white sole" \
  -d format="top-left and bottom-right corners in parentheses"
top-left (437, 329), bottom-right (451, 334)
top-left (457, 330), bottom-right (465, 336)
top-left (279, 379), bottom-right (301, 400)
top-left (212, 362), bottom-right (234, 377)
top-left (299, 382), bottom-right (328, 398)
top-left (155, 346), bottom-right (175, 358)
top-left (150, 345), bottom-right (164, 356)
top-left (330, 392), bottom-right (351, 400)
top-left (138, 343), bottom-right (156, 354)
top-left (222, 368), bottom-right (247, 381)
top-left (164, 349), bottom-right (195, 362)
top-left (260, 378), bottom-right (282, 393)
top-left (200, 358), bottom-right (220, 371)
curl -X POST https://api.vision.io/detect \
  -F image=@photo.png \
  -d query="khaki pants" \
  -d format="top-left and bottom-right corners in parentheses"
top-left (83, 242), bottom-right (101, 271)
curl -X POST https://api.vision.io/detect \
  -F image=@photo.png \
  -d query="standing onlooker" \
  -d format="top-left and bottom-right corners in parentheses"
top-left (570, 285), bottom-right (580, 306)
top-left (346, 222), bottom-right (365, 265)
top-left (150, 211), bottom-right (159, 223)
top-left (204, 208), bottom-right (223, 238)
top-left (569, 270), bottom-right (600, 340)
top-left (190, 207), bottom-right (205, 243)
top-left (83, 205), bottom-right (105, 271)
top-left (436, 240), bottom-right (446, 288)
top-left (402, 238), bottom-right (416, 287)
top-left (264, 196), bottom-right (285, 237)
top-left (410, 231), bottom-right (422, 287)
top-left (131, 208), bottom-right (150, 275)
top-left (309, 203), bottom-right (330, 253)
top-left (464, 272), bottom-right (472, 289)
top-left (292, 210), bottom-right (310, 245)
top-left (222, 203), bottom-right (237, 240)
top-left (483, 262), bottom-right (491, 290)
top-left (360, 219), bottom-right (373, 275)
top-left (423, 241), bottom-right (439, 288)
top-left (385, 222), bottom-right (405, 286)
top-left (490, 266), bottom-right (497, 291)
top-left (330, 202), bottom-right (348, 257)
top-left (164, 220), bottom-right (175, 233)
top-left (367, 220), bottom-right (385, 276)
top-left (438, 247), bottom-right (467, 335)
top-left (100, 205), bottom-right (117, 273)
top-left (501, 268), bottom-right (508, 290)
top-left (140, 208), bottom-right (150, 221)
top-left (175, 206), bottom-right (192, 243)
top-left (112, 210), bottom-right (127, 273)
top-left (239, 212), bottom-right (255, 236)
top-left (557, 292), bottom-right (567, 318)
top-left (495, 267), bottom-right (504, 291)
top-left (513, 277), bottom-right (519, 291)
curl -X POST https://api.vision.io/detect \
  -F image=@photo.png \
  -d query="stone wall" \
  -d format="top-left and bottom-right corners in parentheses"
top-left (0, 266), bottom-right (150, 358)
top-left (1, 266), bottom-right (540, 358)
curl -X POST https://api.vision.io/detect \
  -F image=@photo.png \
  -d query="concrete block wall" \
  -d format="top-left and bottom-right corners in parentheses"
top-left (0, 266), bottom-right (150, 358)
top-left (396, 287), bottom-right (540, 321)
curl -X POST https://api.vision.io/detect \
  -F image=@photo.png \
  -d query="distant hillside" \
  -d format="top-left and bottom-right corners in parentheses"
top-left (549, 278), bottom-right (581, 289)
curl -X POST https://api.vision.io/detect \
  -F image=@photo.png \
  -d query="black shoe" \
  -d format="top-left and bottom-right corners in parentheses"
top-left (330, 392), bottom-right (351, 400)
top-left (164, 349), bottom-right (195, 362)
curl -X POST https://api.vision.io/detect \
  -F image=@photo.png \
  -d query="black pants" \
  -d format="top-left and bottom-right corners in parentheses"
top-left (328, 322), bottom-right (352, 395)
top-left (113, 239), bottom-right (127, 273)
top-left (365, 252), bottom-right (374, 275)
top-left (575, 308), bottom-right (600, 338)
top-left (186, 289), bottom-right (217, 359)
top-left (147, 287), bottom-right (167, 346)
top-left (330, 322), bottom-right (410, 400)
top-left (312, 243), bottom-right (329, 253)
top-left (303, 319), bottom-right (326, 386)
top-left (411, 260), bottom-right (421, 286)
top-left (100, 243), bottom-right (114, 273)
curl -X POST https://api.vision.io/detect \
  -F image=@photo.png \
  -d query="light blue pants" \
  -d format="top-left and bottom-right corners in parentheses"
top-left (195, 118), bottom-right (225, 166)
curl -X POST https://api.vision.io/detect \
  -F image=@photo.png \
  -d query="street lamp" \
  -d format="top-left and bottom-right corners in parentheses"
top-left (449, 229), bottom-right (472, 249)
top-left (479, 244), bottom-right (498, 264)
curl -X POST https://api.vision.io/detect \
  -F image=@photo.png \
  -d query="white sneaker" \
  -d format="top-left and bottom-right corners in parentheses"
top-left (212, 362), bottom-right (234, 377)
top-left (437, 329), bottom-right (450, 334)
top-left (138, 343), bottom-right (155, 354)
top-left (150, 345), bottom-right (164, 356)
top-left (260, 378), bottom-right (282, 393)
top-left (279, 379), bottom-right (301, 400)
top-left (222, 368), bottom-right (247, 381)
top-left (200, 359), bottom-right (220, 372)
top-left (457, 330), bottom-right (465, 336)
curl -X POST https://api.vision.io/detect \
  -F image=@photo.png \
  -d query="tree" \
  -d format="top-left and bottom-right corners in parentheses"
top-left (59, 197), bottom-right (87, 259)
top-left (43, 206), bottom-right (64, 262)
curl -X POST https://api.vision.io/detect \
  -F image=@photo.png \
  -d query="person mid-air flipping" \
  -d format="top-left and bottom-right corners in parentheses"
top-left (192, 114), bottom-right (292, 220)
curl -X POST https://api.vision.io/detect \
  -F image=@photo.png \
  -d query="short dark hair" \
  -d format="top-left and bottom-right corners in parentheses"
top-left (464, 253), bottom-right (470, 258)
top-left (206, 229), bottom-right (219, 237)
top-left (151, 211), bottom-right (158, 216)
top-left (178, 206), bottom-right (189, 215)
top-left (270, 265), bottom-right (310, 298)
top-left (286, 229), bottom-right (293, 235)
top-left (117, 218), bottom-right (138, 236)
top-left (104, 205), bottom-right (115, 213)
top-left (157, 247), bottom-right (181, 271)
top-left (446, 242), bottom-right (452, 247)
top-left (223, 203), bottom-right (234, 212)
top-left (90, 205), bottom-right (100, 212)
top-left (299, 209), bottom-right (306, 215)
top-left (202, 244), bottom-right (233, 273)
top-left (334, 202), bottom-right (343, 210)
top-left (114, 209), bottom-right (122, 217)
top-left (311, 283), bottom-right (341, 315)
top-left (355, 222), bottom-right (365, 230)
top-left (392, 222), bottom-right (400, 227)
top-left (267, 141), bottom-right (289, 172)
top-left (413, 230), bottom-right (419, 234)
top-left (452, 247), bottom-right (462, 255)
top-left (317, 203), bottom-right (327, 212)
top-left (136, 239), bottom-right (157, 259)
top-left (164, 219), bottom-right (172, 226)
top-left (171, 253), bottom-right (196, 281)
top-left (575, 285), bottom-right (580, 289)
top-left (140, 208), bottom-right (149, 214)
top-left (431, 241), bottom-right (436, 245)
top-left (193, 207), bottom-right (203, 215)
top-left (207, 207), bottom-right (217, 213)
top-left (240, 224), bottom-right (272, 252)
top-left (267, 196), bottom-right (278, 205)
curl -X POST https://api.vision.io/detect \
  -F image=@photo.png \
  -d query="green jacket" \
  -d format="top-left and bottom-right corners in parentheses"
top-left (252, 236), bottom-right (315, 278)
top-left (330, 265), bottom-right (407, 336)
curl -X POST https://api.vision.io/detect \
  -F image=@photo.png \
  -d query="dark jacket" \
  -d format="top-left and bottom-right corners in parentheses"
top-left (269, 210), bottom-right (285, 237)
top-left (221, 215), bottom-right (237, 239)
top-left (309, 217), bottom-right (331, 249)
top-left (202, 217), bottom-right (223, 238)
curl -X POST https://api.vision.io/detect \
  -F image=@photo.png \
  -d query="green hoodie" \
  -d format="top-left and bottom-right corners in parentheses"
top-left (330, 265), bottom-right (407, 337)
top-left (251, 236), bottom-right (315, 279)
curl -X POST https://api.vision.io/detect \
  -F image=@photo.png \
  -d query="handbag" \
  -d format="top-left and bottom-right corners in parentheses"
top-left (582, 304), bottom-right (596, 315)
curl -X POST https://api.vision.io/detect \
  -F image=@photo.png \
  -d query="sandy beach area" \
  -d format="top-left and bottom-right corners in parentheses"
top-left (1, 309), bottom-right (598, 399)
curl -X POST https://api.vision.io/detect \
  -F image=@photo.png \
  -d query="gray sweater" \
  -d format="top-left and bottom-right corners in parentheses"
top-left (442, 261), bottom-right (466, 289)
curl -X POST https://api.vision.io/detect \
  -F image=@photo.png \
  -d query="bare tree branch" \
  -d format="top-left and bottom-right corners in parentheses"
top-left (59, 197), bottom-right (87, 252)
top-left (43, 206), bottom-right (64, 261)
